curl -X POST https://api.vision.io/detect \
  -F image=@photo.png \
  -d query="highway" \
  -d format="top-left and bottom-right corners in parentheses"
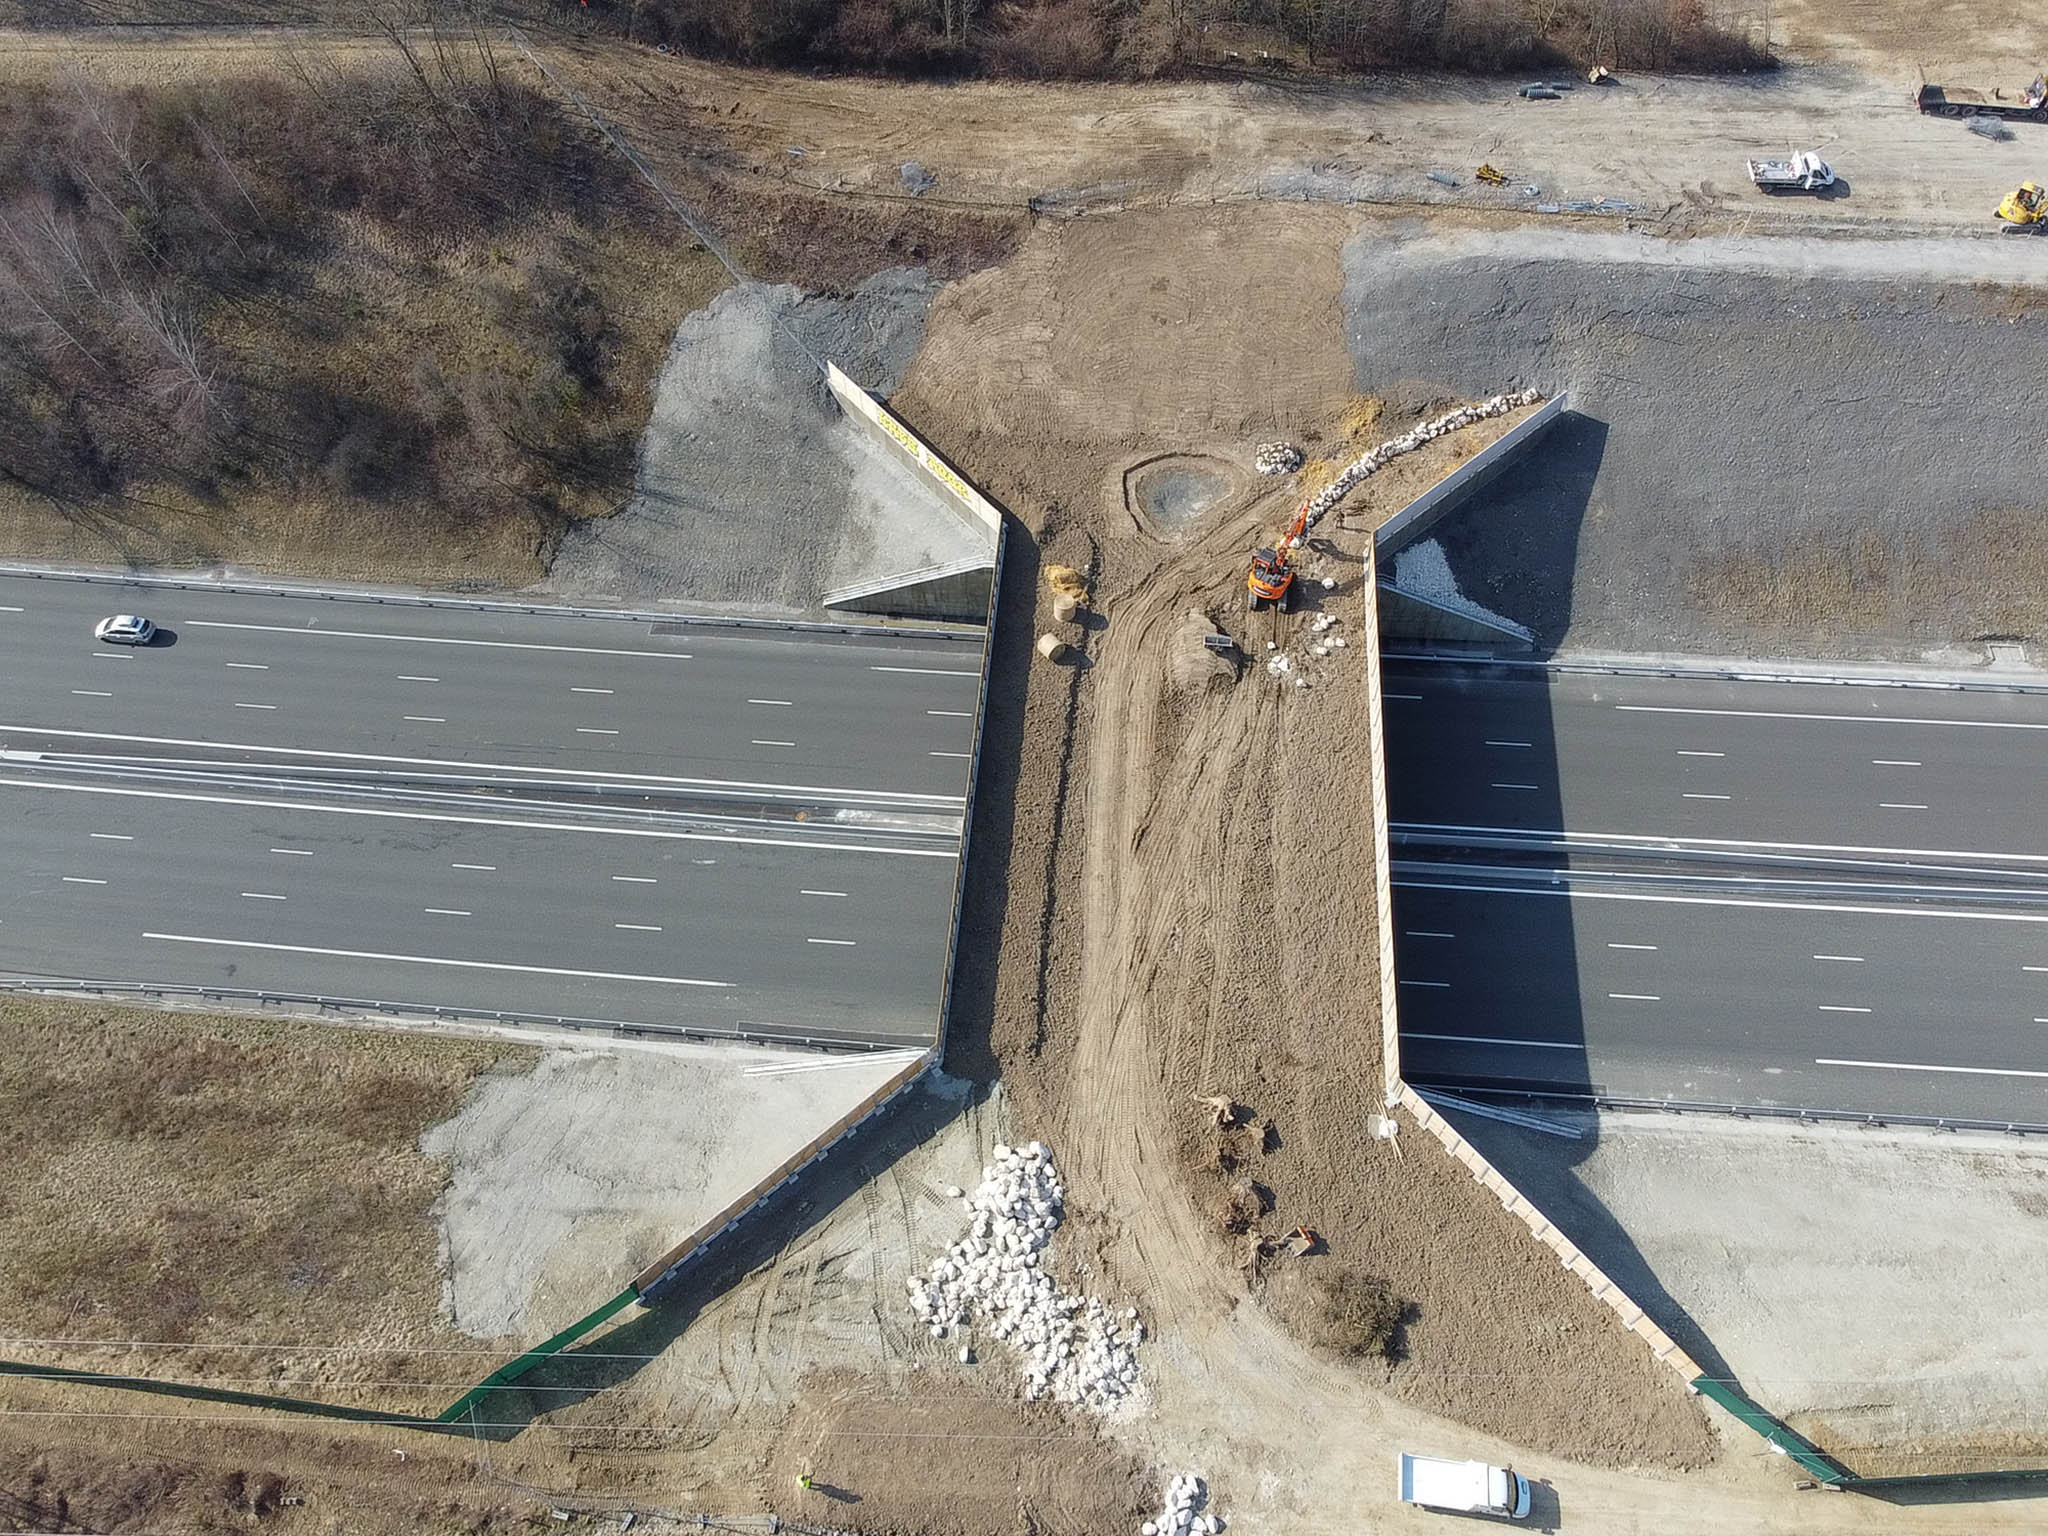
top-left (1383, 657), bottom-right (2048, 1125)
top-left (0, 573), bottom-right (986, 1046)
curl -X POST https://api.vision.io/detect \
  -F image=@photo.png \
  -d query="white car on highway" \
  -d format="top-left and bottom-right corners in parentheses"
top-left (92, 614), bottom-right (156, 645)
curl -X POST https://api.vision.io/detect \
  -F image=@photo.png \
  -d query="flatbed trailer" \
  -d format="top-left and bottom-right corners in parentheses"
top-left (1916, 76), bottom-right (2047, 122)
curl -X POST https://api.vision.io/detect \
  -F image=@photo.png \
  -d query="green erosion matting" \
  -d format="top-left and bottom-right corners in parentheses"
top-left (0, 1357), bottom-right (445, 1430)
top-left (436, 1283), bottom-right (641, 1424)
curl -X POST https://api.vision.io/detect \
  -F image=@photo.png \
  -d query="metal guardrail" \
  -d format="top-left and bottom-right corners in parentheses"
top-left (0, 978), bottom-right (914, 1055)
top-left (1411, 1080), bottom-right (2048, 1138)
top-left (0, 564), bottom-right (986, 644)
top-left (1379, 649), bottom-right (2048, 697)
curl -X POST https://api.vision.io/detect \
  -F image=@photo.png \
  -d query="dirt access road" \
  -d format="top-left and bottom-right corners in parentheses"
top-left (15, 24), bottom-right (2045, 238)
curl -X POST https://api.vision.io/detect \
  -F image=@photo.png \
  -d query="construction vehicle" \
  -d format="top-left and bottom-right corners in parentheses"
top-left (1916, 74), bottom-right (2048, 122)
top-left (1247, 501), bottom-right (1309, 611)
top-left (1746, 151), bottom-right (1835, 192)
top-left (1998, 181), bottom-right (2047, 230)
top-left (1398, 1454), bottom-right (1532, 1520)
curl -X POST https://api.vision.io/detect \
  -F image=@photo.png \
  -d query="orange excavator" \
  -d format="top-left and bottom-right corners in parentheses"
top-left (1247, 501), bottom-right (1310, 611)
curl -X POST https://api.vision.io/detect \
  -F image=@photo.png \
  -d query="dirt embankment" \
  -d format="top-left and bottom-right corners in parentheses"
top-left (902, 202), bottom-right (1714, 1470)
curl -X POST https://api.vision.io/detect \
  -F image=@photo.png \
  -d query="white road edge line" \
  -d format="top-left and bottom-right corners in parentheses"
top-left (1620, 704), bottom-right (2048, 732)
top-left (142, 932), bottom-right (733, 987)
top-left (1388, 878), bottom-right (2048, 924)
top-left (0, 775), bottom-right (954, 858)
top-left (1818, 1057), bottom-right (2048, 1080)
top-left (869, 665), bottom-right (977, 677)
top-left (0, 724), bottom-right (965, 806)
top-left (187, 619), bottom-right (693, 662)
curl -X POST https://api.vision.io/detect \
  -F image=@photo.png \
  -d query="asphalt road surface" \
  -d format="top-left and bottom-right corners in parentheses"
top-left (0, 573), bottom-right (986, 1047)
top-left (1384, 657), bottom-right (2048, 1125)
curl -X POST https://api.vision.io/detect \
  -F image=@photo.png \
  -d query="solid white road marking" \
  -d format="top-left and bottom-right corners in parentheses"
top-left (143, 932), bottom-right (733, 987)
top-left (0, 605), bottom-right (21, 612)
top-left (611, 875), bottom-right (657, 884)
top-left (1873, 759), bottom-right (1921, 767)
top-left (615, 923), bottom-right (663, 932)
top-left (801, 889), bottom-right (847, 897)
top-left (425, 908), bottom-right (471, 916)
top-left (397, 675), bottom-right (439, 683)
top-left (1405, 1032), bottom-right (1586, 1051)
top-left (1390, 877), bottom-right (2048, 924)
top-left (225, 662), bottom-right (268, 670)
top-left (0, 725), bottom-right (965, 806)
top-left (71, 690), bottom-right (112, 698)
top-left (573, 687), bottom-right (615, 695)
top-left (1608, 992), bottom-right (1661, 1001)
top-left (1675, 750), bottom-right (1725, 758)
top-left (89, 833), bottom-right (132, 840)
top-left (869, 665), bottom-right (977, 677)
top-left (807, 937), bottom-right (857, 946)
top-left (0, 775), bottom-right (954, 857)
top-left (270, 847), bottom-right (314, 856)
top-left (927, 710), bottom-right (971, 717)
top-left (1818, 1057), bottom-right (2048, 1080)
top-left (748, 698), bottom-right (792, 706)
top-left (1607, 942), bottom-right (1658, 951)
top-left (452, 863), bottom-right (496, 871)
top-left (403, 716), bottom-right (446, 724)
top-left (577, 727), bottom-right (619, 736)
top-left (61, 876), bottom-right (106, 885)
top-left (1880, 803), bottom-right (1929, 811)
top-left (241, 892), bottom-right (286, 901)
top-left (1814, 954), bottom-right (1865, 963)
top-left (1619, 703), bottom-right (2048, 732)
top-left (1682, 792), bottom-right (1731, 801)
top-left (752, 740), bottom-right (795, 747)
top-left (1393, 820), bottom-right (2048, 868)
top-left (930, 751), bottom-right (971, 759)
top-left (188, 620), bottom-right (692, 662)
top-left (1817, 1004), bottom-right (1872, 1013)
top-left (233, 702), bottom-right (277, 711)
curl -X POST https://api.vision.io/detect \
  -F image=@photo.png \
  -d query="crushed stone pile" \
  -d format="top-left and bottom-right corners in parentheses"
top-left (1253, 442), bottom-right (1303, 475)
top-left (908, 1141), bottom-right (1143, 1411)
top-left (1300, 389), bottom-right (1541, 533)
top-left (1140, 1473), bottom-right (1222, 1536)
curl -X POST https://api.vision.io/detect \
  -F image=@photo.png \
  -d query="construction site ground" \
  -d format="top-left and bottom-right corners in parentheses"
top-left (2, 17), bottom-right (2048, 1536)
top-left (1438, 1106), bottom-right (2048, 1475)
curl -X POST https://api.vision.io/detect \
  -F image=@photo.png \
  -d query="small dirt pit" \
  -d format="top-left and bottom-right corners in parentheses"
top-left (1124, 452), bottom-right (1247, 535)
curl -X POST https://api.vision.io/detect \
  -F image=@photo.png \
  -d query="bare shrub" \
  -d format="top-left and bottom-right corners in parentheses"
top-left (1296, 1264), bottom-right (1406, 1359)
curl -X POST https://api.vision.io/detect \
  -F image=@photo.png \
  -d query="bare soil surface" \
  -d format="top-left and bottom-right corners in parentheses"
top-left (0, 997), bottom-right (531, 1412)
top-left (1444, 1108), bottom-right (2048, 1476)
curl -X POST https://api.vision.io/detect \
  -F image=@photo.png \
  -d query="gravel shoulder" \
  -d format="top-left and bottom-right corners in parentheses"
top-left (1342, 226), bottom-right (2048, 661)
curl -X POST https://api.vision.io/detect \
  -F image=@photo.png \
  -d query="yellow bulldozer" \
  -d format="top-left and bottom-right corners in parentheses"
top-left (1997, 181), bottom-right (2046, 230)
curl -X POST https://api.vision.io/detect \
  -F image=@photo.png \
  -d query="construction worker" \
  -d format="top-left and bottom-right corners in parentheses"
top-left (796, 1474), bottom-right (813, 1492)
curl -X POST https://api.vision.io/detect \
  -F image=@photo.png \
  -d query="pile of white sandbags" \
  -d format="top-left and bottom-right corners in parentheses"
top-left (1253, 442), bottom-right (1303, 475)
top-left (907, 1142), bottom-right (1142, 1411)
top-left (1140, 1473), bottom-right (1221, 1536)
top-left (1300, 389), bottom-right (1541, 533)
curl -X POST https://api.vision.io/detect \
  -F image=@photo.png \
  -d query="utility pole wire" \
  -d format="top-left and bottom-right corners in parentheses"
top-left (505, 29), bottom-right (830, 382)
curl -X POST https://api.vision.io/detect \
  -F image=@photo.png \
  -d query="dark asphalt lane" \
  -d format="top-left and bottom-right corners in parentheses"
top-left (1385, 660), bottom-right (2048, 866)
top-left (0, 574), bottom-right (986, 1046)
top-left (0, 573), bottom-right (982, 803)
top-left (1384, 658), bottom-right (2048, 1124)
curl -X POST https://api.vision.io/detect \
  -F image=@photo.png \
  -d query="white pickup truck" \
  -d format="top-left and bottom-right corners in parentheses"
top-left (1747, 151), bottom-right (1836, 192)
top-left (1398, 1453), bottom-right (1532, 1520)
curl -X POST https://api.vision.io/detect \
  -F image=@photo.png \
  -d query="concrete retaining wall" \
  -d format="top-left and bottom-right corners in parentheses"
top-left (826, 362), bottom-right (1003, 540)
top-left (1374, 393), bottom-right (1570, 556)
top-left (1364, 485), bottom-right (1704, 1392)
top-left (633, 1051), bottom-right (935, 1302)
